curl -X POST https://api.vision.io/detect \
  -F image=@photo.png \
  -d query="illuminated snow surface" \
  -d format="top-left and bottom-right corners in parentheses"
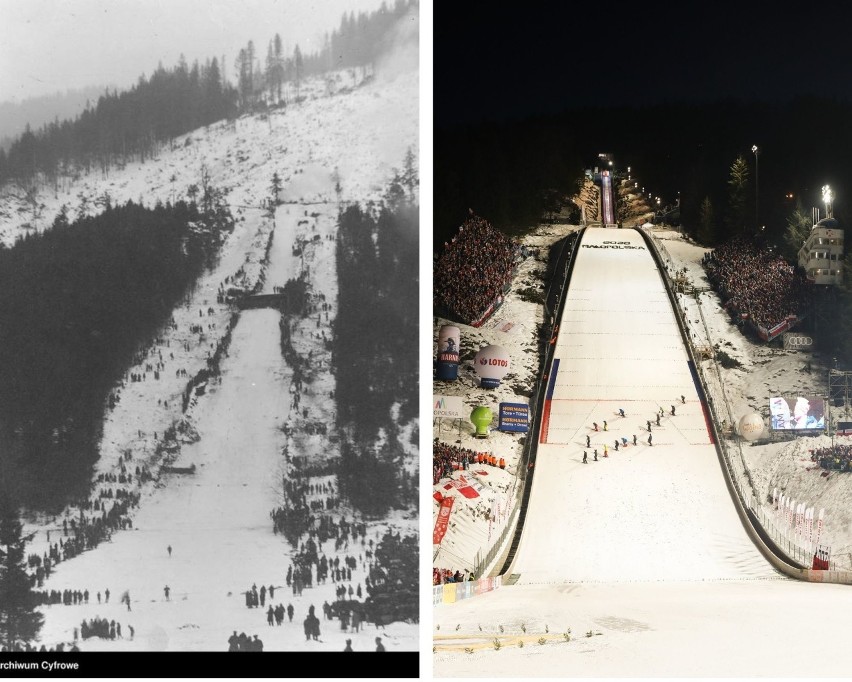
top-left (433, 225), bottom-right (852, 678)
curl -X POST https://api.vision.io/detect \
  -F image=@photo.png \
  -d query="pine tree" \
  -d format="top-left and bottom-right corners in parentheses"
top-left (363, 530), bottom-right (418, 625)
top-left (293, 45), bottom-right (304, 101)
top-left (782, 198), bottom-right (813, 263)
top-left (401, 147), bottom-right (418, 200)
top-left (724, 155), bottom-right (750, 240)
top-left (696, 196), bottom-right (716, 245)
top-left (0, 494), bottom-right (44, 650)
top-left (269, 172), bottom-right (282, 209)
top-left (273, 34), bottom-right (284, 103)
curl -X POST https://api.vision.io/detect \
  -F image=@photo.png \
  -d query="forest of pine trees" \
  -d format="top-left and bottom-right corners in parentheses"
top-left (363, 529), bottom-right (418, 625)
top-left (0, 490), bottom-right (44, 651)
top-left (0, 0), bottom-right (418, 191)
top-left (0, 199), bottom-right (233, 510)
top-left (332, 154), bottom-right (418, 516)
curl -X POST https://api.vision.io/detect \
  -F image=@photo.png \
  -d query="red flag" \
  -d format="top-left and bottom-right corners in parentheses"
top-left (456, 485), bottom-right (480, 499)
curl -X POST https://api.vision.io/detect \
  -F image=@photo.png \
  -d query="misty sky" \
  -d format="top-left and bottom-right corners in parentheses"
top-left (0, 0), bottom-right (389, 103)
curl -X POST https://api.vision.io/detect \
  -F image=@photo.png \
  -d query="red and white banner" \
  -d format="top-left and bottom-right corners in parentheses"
top-left (433, 496), bottom-right (454, 545)
top-left (444, 475), bottom-right (480, 499)
top-left (815, 508), bottom-right (825, 546)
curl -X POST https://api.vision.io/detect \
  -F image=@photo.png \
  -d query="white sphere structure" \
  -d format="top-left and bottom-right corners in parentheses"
top-left (738, 413), bottom-right (765, 441)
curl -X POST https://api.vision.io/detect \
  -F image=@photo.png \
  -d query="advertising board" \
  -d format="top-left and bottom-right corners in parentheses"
top-left (769, 395), bottom-right (825, 430)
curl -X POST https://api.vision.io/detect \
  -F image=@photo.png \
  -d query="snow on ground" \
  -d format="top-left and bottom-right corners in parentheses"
top-left (432, 223), bottom-right (852, 677)
top-left (7, 61), bottom-right (418, 655)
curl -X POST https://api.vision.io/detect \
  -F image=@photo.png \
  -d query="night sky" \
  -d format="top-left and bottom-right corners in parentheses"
top-left (434, 4), bottom-right (852, 129)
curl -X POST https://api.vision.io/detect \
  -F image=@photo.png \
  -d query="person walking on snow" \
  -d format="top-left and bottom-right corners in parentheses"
top-left (656, 413), bottom-right (661, 426)
top-left (593, 449), bottom-right (598, 461)
top-left (671, 405), bottom-right (676, 416)
top-left (647, 420), bottom-right (652, 432)
top-left (582, 451), bottom-right (588, 464)
top-left (593, 422), bottom-right (598, 432)
top-left (619, 408), bottom-right (625, 418)
top-left (586, 435), bottom-right (591, 448)
top-left (614, 440), bottom-right (619, 451)
top-left (604, 444), bottom-right (609, 457)
top-left (633, 434), bottom-right (637, 446)
top-left (648, 433), bottom-right (653, 446)
top-left (603, 421), bottom-right (608, 431)
top-left (681, 395), bottom-right (686, 404)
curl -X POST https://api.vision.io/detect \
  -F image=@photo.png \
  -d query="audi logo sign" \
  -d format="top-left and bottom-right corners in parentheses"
top-left (783, 333), bottom-right (814, 350)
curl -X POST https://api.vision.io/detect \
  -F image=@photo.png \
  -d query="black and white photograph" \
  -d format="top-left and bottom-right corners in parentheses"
top-left (0, 0), bottom-right (419, 676)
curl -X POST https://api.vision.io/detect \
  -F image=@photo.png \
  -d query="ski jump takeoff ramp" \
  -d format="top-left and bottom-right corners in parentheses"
top-left (515, 227), bottom-right (774, 583)
top-left (434, 228), bottom-right (852, 678)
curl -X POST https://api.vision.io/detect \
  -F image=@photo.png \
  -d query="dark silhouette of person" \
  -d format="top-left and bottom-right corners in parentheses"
top-left (228, 630), bottom-right (239, 651)
top-left (304, 605), bottom-right (320, 641)
top-left (344, 638), bottom-right (353, 652)
top-left (375, 636), bottom-right (385, 652)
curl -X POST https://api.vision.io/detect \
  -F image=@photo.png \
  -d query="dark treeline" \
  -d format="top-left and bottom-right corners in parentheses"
top-left (1, 59), bottom-right (238, 187)
top-left (363, 529), bottom-right (418, 626)
top-left (434, 117), bottom-right (585, 252)
top-left (332, 161), bottom-right (418, 516)
top-left (0, 200), bottom-right (233, 511)
top-left (0, 0), bottom-right (418, 190)
top-left (0, 86), bottom-right (105, 152)
top-left (435, 96), bottom-right (852, 252)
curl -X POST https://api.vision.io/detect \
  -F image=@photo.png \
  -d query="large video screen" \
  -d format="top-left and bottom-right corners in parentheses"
top-left (769, 395), bottom-right (825, 430)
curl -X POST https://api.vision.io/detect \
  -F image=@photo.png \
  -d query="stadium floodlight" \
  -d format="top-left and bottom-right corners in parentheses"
top-left (823, 184), bottom-right (833, 219)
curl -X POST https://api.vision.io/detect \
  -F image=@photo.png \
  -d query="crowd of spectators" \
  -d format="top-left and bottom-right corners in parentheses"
top-left (433, 568), bottom-right (472, 585)
top-left (811, 444), bottom-right (852, 471)
top-left (433, 213), bottom-right (520, 325)
top-left (433, 440), bottom-right (505, 485)
top-left (702, 237), bottom-right (813, 333)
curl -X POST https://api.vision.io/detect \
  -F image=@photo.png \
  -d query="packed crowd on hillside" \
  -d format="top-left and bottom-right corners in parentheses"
top-left (433, 213), bottom-right (520, 324)
top-left (811, 443), bottom-right (852, 471)
top-left (702, 237), bottom-right (813, 333)
top-left (433, 440), bottom-right (505, 485)
top-left (433, 568), bottom-right (474, 585)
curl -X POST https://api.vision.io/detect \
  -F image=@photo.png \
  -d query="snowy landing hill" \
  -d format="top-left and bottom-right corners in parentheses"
top-left (434, 224), bottom-right (852, 579)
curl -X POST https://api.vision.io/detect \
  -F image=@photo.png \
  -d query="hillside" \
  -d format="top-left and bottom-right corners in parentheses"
top-left (433, 203), bottom-right (852, 581)
top-left (0, 53), bottom-right (419, 665)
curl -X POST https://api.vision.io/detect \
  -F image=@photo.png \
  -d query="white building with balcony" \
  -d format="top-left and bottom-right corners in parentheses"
top-left (798, 217), bottom-right (844, 285)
